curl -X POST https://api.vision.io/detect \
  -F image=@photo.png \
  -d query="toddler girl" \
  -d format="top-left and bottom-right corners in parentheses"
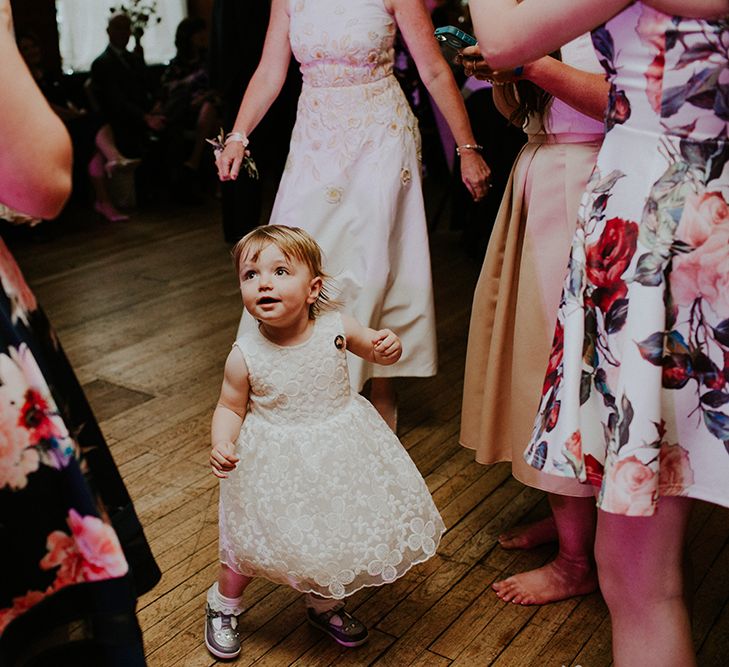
top-left (205, 225), bottom-right (445, 659)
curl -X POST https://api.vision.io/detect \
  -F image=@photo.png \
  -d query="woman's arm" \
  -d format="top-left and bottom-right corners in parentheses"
top-left (520, 58), bottom-right (609, 122)
top-left (471, 0), bottom-right (726, 71)
top-left (470, 0), bottom-right (629, 70)
top-left (645, 0), bottom-right (728, 18)
top-left (216, 0), bottom-right (293, 180)
top-left (386, 0), bottom-right (492, 201)
top-left (0, 25), bottom-right (71, 219)
top-left (210, 347), bottom-right (249, 478)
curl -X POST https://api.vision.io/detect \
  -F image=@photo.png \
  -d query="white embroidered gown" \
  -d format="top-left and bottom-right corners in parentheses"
top-left (264, 0), bottom-right (438, 391)
top-left (218, 312), bottom-right (445, 599)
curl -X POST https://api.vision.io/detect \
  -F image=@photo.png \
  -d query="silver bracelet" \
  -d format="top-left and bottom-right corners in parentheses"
top-left (456, 143), bottom-right (483, 157)
top-left (224, 131), bottom-right (249, 148)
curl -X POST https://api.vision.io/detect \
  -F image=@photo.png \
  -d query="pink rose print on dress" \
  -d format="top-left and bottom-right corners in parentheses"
top-left (676, 191), bottom-right (729, 248)
top-left (658, 442), bottom-right (695, 494)
top-left (602, 455), bottom-right (657, 516)
top-left (672, 228), bottom-right (729, 314)
top-left (0, 239), bottom-right (37, 325)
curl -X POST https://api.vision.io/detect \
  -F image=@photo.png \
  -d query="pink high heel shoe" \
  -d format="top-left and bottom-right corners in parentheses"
top-left (94, 201), bottom-right (129, 222)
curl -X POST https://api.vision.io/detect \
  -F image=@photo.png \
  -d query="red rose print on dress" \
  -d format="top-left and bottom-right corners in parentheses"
top-left (585, 217), bottom-right (639, 313)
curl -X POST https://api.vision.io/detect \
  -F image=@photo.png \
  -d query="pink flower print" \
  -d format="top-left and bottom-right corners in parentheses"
top-left (602, 455), bottom-right (657, 516)
top-left (0, 590), bottom-right (48, 635)
top-left (672, 228), bottom-right (729, 314)
top-left (0, 345), bottom-right (73, 459)
top-left (0, 394), bottom-right (39, 490)
top-left (645, 52), bottom-right (665, 114)
top-left (41, 509), bottom-right (128, 587)
top-left (9, 344), bottom-right (47, 394)
top-left (0, 240), bottom-right (37, 325)
top-left (637, 4), bottom-right (669, 51)
top-left (658, 442), bottom-right (695, 494)
top-left (41, 529), bottom-right (84, 589)
top-left (67, 509), bottom-right (128, 581)
top-left (677, 191), bottom-right (729, 248)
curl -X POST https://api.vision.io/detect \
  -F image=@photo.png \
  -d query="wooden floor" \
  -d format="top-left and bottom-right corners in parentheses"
top-left (9, 193), bottom-right (729, 667)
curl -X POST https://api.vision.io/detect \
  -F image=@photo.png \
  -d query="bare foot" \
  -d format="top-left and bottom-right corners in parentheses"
top-left (498, 516), bottom-right (557, 550)
top-left (492, 555), bottom-right (598, 605)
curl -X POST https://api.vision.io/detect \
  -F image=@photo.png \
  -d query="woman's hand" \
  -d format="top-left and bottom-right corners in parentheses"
top-left (459, 45), bottom-right (521, 84)
top-left (460, 150), bottom-right (492, 202)
top-left (215, 141), bottom-right (250, 181)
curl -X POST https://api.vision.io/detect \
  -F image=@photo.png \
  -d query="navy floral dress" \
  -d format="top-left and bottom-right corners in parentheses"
top-left (0, 238), bottom-right (159, 665)
top-left (525, 4), bottom-right (729, 516)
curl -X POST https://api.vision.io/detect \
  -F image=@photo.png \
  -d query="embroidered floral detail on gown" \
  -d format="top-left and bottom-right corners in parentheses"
top-left (266, 0), bottom-right (437, 391)
top-left (218, 312), bottom-right (445, 598)
top-left (525, 4), bottom-right (729, 516)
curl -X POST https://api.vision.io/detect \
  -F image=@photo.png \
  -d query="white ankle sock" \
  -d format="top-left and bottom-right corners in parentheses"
top-left (207, 583), bottom-right (245, 616)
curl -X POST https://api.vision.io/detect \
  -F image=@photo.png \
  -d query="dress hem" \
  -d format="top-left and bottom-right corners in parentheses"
top-left (218, 524), bottom-right (446, 600)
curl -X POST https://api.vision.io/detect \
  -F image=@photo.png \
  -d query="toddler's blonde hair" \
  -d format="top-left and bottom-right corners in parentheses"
top-left (232, 225), bottom-right (337, 319)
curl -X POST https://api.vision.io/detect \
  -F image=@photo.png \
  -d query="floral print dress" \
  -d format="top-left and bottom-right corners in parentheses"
top-left (264, 0), bottom-right (438, 391)
top-left (0, 239), bottom-right (159, 664)
top-left (525, 4), bottom-right (729, 516)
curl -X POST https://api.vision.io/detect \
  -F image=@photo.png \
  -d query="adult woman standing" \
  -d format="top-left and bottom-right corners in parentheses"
top-left (469, 1), bottom-right (728, 664)
top-left (460, 36), bottom-right (609, 605)
top-left (216, 0), bottom-right (490, 429)
top-left (0, 4), bottom-right (159, 664)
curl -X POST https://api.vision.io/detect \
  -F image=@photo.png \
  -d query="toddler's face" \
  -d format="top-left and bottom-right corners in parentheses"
top-left (239, 243), bottom-right (321, 327)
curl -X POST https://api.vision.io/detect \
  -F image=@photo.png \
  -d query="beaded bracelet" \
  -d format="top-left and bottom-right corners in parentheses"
top-left (224, 131), bottom-right (249, 148)
top-left (456, 143), bottom-right (484, 157)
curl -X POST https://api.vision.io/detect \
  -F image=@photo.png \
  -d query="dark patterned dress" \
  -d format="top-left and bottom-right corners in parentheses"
top-left (525, 4), bottom-right (729, 516)
top-left (0, 238), bottom-right (159, 665)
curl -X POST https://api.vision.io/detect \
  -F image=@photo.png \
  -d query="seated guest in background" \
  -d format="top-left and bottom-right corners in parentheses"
top-left (156, 17), bottom-right (220, 196)
top-left (18, 31), bottom-right (140, 222)
top-left (90, 13), bottom-right (165, 167)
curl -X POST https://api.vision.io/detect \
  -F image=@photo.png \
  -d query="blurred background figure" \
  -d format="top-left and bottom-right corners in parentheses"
top-left (156, 17), bottom-right (220, 203)
top-left (17, 31), bottom-right (140, 223)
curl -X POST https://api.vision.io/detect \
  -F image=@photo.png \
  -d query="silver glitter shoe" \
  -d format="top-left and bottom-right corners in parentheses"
top-left (204, 603), bottom-right (241, 659)
top-left (307, 604), bottom-right (369, 647)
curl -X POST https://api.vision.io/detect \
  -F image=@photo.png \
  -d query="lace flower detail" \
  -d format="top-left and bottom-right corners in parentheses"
top-left (407, 518), bottom-right (437, 555)
top-left (367, 543), bottom-right (403, 582)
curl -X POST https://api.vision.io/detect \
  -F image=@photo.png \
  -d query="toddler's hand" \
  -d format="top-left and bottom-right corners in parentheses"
top-left (210, 440), bottom-right (239, 478)
top-left (372, 329), bottom-right (402, 364)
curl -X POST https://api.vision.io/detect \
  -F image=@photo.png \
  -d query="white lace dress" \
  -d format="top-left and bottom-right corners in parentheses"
top-left (261, 0), bottom-right (438, 392)
top-left (218, 311), bottom-right (445, 599)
